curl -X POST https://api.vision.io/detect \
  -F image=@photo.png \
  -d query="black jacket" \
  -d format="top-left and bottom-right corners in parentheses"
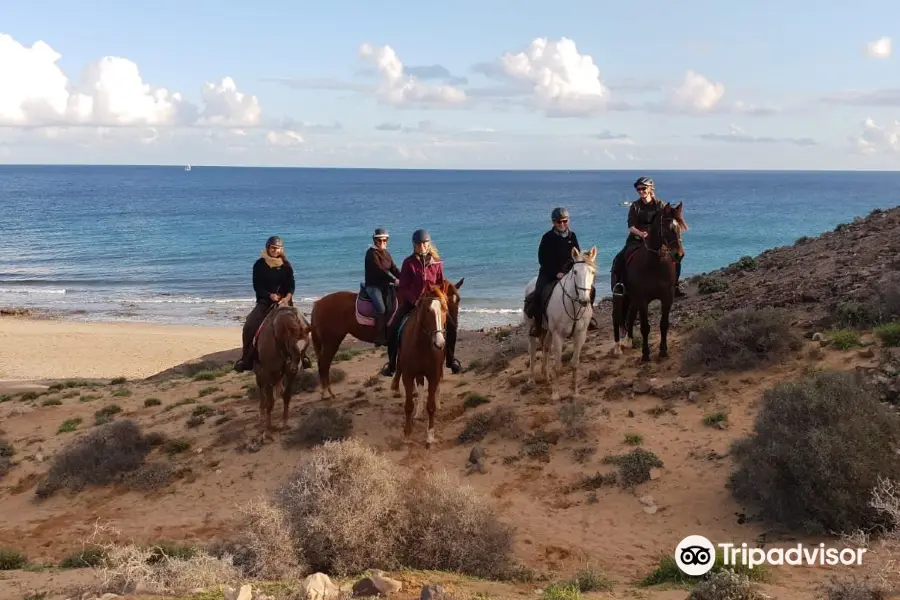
top-left (253, 257), bottom-right (295, 306)
top-left (364, 247), bottom-right (400, 288)
top-left (627, 199), bottom-right (663, 242)
top-left (538, 229), bottom-right (581, 280)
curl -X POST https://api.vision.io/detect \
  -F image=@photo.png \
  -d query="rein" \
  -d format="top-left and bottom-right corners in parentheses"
top-left (559, 259), bottom-right (596, 337)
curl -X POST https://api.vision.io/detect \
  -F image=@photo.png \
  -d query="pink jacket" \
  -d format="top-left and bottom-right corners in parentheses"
top-left (397, 252), bottom-right (444, 306)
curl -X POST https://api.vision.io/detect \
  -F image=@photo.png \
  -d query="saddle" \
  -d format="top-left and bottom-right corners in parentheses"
top-left (392, 309), bottom-right (415, 355)
top-left (524, 279), bottom-right (559, 319)
top-left (355, 284), bottom-right (398, 326)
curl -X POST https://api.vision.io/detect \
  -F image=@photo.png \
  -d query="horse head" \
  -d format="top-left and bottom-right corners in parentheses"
top-left (418, 283), bottom-right (451, 349)
top-left (439, 278), bottom-right (464, 328)
top-left (659, 202), bottom-right (687, 258)
top-left (568, 246), bottom-right (598, 306)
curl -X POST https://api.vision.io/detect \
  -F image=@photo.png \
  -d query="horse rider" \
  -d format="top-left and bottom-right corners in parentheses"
top-left (234, 235), bottom-right (296, 372)
top-left (381, 229), bottom-right (462, 377)
top-left (528, 207), bottom-right (581, 338)
top-left (364, 227), bottom-right (400, 346)
top-left (611, 176), bottom-right (685, 297)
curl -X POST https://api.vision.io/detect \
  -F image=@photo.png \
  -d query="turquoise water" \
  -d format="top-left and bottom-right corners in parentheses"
top-left (0, 166), bottom-right (898, 330)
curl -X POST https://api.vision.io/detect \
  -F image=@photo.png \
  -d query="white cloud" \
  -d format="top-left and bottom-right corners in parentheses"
top-left (851, 117), bottom-right (900, 154)
top-left (199, 77), bottom-right (262, 127)
top-left (668, 70), bottom-right (725, 113)
top-left (358, 43), bottom-right (467, 108)
top-left (0, 33), bottom-right (262, 129)
top-left (865, 37), bottom-right (892, 59)
top-left (699, 123), bottom-right (816, 146)
top-left (266, 130), bottom-right (304, 146)
top-left (498, 37), bottom-right (609, 116)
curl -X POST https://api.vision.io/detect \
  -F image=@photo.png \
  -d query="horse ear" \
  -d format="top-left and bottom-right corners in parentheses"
top-left (571, 247), bottom-right (579, 259)
top-left (588, 246), bottom-right (597, 259)
top-left (455, 278), bottom-right (464, 289)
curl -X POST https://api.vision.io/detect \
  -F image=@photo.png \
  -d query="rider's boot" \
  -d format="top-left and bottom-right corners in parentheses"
top-left (373, 314), bottom-right (387, 346)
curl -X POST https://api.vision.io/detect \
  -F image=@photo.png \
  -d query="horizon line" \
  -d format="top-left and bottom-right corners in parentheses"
top-left (2, 163), bottom-right (900, 173)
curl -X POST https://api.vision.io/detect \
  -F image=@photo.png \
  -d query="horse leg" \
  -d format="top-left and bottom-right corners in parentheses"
top-left (280, 364), bottom-right (296, 430)
top-left (639, 302), bottom-right (651, 362)
top-left (625, 300), bottom-right (637, 349)
top-left (528, 318), bottom-right (538, 383)
top-left (550, 332), bottom-right (563, 402)
top-left (272, 378), bottom-right (284, 430)
top-left (316, 340), bottom-right (339, 400)
top-left (659, 296), bottom-right (672, 359)
top-left (413, 375), bottom-right (424, 418)
top-left (425, 376), bottom-right (438, 449)
top-left (571, 325), bottom-right (588, 398)
top-left (403, 372), bottom-right (415, 439)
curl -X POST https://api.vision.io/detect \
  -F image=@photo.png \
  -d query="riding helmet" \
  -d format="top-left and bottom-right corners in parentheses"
top-left (551, 207), bottom-right (569, 221)
top-left (266, 235), bottom-right (284, 248)
top-left (412, 229), bottom-right (431, 244)
top-left (373, 228), bottom-right (389, 239)
top-left (633, 176), bottom-right (654, 189)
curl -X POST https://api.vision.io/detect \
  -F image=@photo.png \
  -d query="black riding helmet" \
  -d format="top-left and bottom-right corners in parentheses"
top-left (634, 176), bottom-right (654, 189)
top-left (412, 229), bottom-right (430, 244)
top-left (266, 235), bottom-right (283, 248)
top-left (373, 228), bottom-right (389, 240)
top-left (551, 207), bottom-right (569, 221)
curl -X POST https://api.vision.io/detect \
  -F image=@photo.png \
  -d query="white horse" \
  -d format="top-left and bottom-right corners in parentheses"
top-left (523, 246), bottom-right (598, 400)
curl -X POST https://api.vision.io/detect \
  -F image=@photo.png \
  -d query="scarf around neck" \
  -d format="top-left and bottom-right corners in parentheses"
top-left (260, 249), bottom-right (284, 268)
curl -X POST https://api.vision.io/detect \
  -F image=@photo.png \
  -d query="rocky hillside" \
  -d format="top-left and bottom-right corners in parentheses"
top-left (1, 205), bottom-right (900, 600)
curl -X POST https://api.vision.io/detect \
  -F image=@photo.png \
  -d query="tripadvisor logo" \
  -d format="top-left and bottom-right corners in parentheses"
top-left (674, 535), bottom-right (867, 576)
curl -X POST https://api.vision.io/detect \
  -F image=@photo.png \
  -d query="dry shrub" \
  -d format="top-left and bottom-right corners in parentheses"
top-left (86, 523), bottom-right (240, 595)
top-left (401, 469), bottom-right (514, 578)
top-left (457, 406), bottom-right (520, 444)
top-left (274, 438), bottom-right (405, 575)
top-left (282, 407), bottom-right (352, 449)
top-left (680, 307), bottom-right (801, 374)
top-left (822, 575), bottom-right (889, 600)
top-left (273, 439), bottom-right (515, 578)
top-left (35, 420), bottom-right (152, 499)
top-left (121, 461), bottom-right (173, 492)
top-left (729, 370), bottom-right (900, 535)
top-left (688, 570), bottom-right (762, 600)
top-left (234, 498), bottom-right (306, 581)
top-left (833, 273), bottom-right (900, 329)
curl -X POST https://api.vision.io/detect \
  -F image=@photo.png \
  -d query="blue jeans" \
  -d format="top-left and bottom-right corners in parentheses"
top-left (364, 286), bottom-right (386, 314)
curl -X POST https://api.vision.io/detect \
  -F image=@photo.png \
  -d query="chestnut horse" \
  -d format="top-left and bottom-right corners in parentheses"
top-left (310, 278), bottom-right (463, 399)
top-left (612, 202), bottom-right (687, 362)
top-left (390, 280), bottom-right (458, 448)
top-left (253, 304), bottom-right (312, 431)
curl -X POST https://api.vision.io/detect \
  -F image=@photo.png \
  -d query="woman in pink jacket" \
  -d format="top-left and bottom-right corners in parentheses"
top-left (381, 229), bottom-right (461, 376)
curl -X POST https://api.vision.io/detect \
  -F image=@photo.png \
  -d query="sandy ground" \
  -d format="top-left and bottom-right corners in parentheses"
top-left (0, 313), bottom-right (894, 600)
top-left (0, 316), bottom-right (242, 383)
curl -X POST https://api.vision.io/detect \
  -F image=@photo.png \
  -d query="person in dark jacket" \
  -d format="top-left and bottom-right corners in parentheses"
top-left (364, 227), bottom-right (400, 346)
top-left (528, 207), bottom-right (580, 338)
top-left (381, 229), bottom-right (461, 376)
top-left (233, 235), bottom-right (296, 372)
top-left (611, 176), bottom-right (684, 296)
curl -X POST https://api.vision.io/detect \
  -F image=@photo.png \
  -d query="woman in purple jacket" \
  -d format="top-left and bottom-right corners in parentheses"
top-left (381, 229), bottom-right (461, 376)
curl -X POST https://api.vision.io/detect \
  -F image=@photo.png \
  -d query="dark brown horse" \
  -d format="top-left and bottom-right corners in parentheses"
top-left (389, 280), bottom-right (458, 448)
top-left (310, 279), bottom-right (463, 399)
top-left (253, 304), bottom-right (312, 430)
top-left (612, 202), bottom-right (687, 362)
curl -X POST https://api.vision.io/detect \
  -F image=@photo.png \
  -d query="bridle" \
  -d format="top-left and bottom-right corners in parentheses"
top-left (642, 206), bottom-right (683, 260)
top-left (560, 258), bottom-right (597, 336)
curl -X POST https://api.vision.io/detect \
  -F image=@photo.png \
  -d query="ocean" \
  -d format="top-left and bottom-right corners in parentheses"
top-left (1, 165), bottom-right (898, 331)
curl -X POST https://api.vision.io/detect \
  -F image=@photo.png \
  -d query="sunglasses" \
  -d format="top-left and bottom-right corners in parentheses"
top-left (555, 219), bottom-right (569, 224)
top-left (636, 187), bottom-right (649, 192)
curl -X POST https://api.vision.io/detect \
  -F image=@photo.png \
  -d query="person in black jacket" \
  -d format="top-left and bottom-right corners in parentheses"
top-left (364, 227), bottom-right (400, 346)
top-left (234, 235), bottom-right (296, 372)
top-left (528, 207), bottom-right (580, 338)
top-left (611, 176), bottom-right (684, 296)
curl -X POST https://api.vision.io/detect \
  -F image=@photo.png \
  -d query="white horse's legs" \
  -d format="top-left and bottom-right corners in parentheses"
top-left (570, 323), bottom-right (588, 398)
top-left (550, 332), bottom-right (564, 401)
top-left (527, 317), bottom-right (539, 383)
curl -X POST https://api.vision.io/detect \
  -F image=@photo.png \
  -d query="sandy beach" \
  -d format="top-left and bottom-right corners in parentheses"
top-left (0, 316), bottom-right (242, 384)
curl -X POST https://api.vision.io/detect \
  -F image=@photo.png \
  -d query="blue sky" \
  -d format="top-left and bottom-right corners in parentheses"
top-left (0, 0), bottom-right (897, 169)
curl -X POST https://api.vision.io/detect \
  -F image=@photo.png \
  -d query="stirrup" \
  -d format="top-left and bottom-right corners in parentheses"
top-left (612, 282), bottom-right (625, 296)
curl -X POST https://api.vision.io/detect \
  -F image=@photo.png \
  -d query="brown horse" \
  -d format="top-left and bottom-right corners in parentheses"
top-left (389, 280), bottom-right (457, 448)
top-left (612, 202), bottom-right (687, 362)
top-left (310, 279), bottom-right (463, 399)
top-left (253, 304), bottom-right (312, 431)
